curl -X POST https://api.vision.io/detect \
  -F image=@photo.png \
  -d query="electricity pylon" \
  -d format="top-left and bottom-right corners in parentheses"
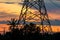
top-left (19, 0), bottom-right (52, 33)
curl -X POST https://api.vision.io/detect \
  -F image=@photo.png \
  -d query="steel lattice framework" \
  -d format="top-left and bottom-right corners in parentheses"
top-left (19, 0), bottom-right (52, 33)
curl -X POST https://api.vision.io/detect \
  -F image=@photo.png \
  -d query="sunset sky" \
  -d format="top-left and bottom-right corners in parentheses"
top-left (0, 0), bottom-right (60, 33)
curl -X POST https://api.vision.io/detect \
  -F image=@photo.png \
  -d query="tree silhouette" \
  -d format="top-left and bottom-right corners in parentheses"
top-left (29, 23), bottom-right (36, 31)
top-left (7, 18), bottom-right (20, 30)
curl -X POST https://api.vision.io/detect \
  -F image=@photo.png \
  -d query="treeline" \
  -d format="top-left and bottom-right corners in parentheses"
top-left (0, 23), bottom-right (60, 40)
top-left (0, 18), bottom-right (60, 40)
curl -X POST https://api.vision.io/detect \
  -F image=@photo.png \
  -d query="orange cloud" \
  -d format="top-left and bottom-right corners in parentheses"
top-left (0, 3), bottom-right (21, 15)
top-left (48, 12), bottom-right (60, 20)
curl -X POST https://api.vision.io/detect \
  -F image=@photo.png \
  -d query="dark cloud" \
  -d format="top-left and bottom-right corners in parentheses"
top-left (0, 12), bottom-right (18, 17)
top-left (0, 2), bottom-right (15, 4)
top-left (0, 21), bottom-right (8, 24)
top-left (4, 2), bottom-right (15, 4)
top-left (50, 20), bottom-right (60, 26)
top-left (0, 12), bottom-right (18, 18)
top-left (0, 20), bottom-right (60, 26)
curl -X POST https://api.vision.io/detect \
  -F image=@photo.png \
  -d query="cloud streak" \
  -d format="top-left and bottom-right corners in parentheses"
top-left (0, 1), bottom-right (60, 26)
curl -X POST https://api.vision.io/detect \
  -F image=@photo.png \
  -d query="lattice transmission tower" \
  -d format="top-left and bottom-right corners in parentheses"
top-left (19, 0), bottom-right (52, 33)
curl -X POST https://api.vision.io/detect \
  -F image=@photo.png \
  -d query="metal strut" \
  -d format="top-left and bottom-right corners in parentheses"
top-left (19, 0), bottom-right (52, 33)
top-left (19, 0), bottom-right (29, 25)
top-left (37, 0), bottom-right (52, 33)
